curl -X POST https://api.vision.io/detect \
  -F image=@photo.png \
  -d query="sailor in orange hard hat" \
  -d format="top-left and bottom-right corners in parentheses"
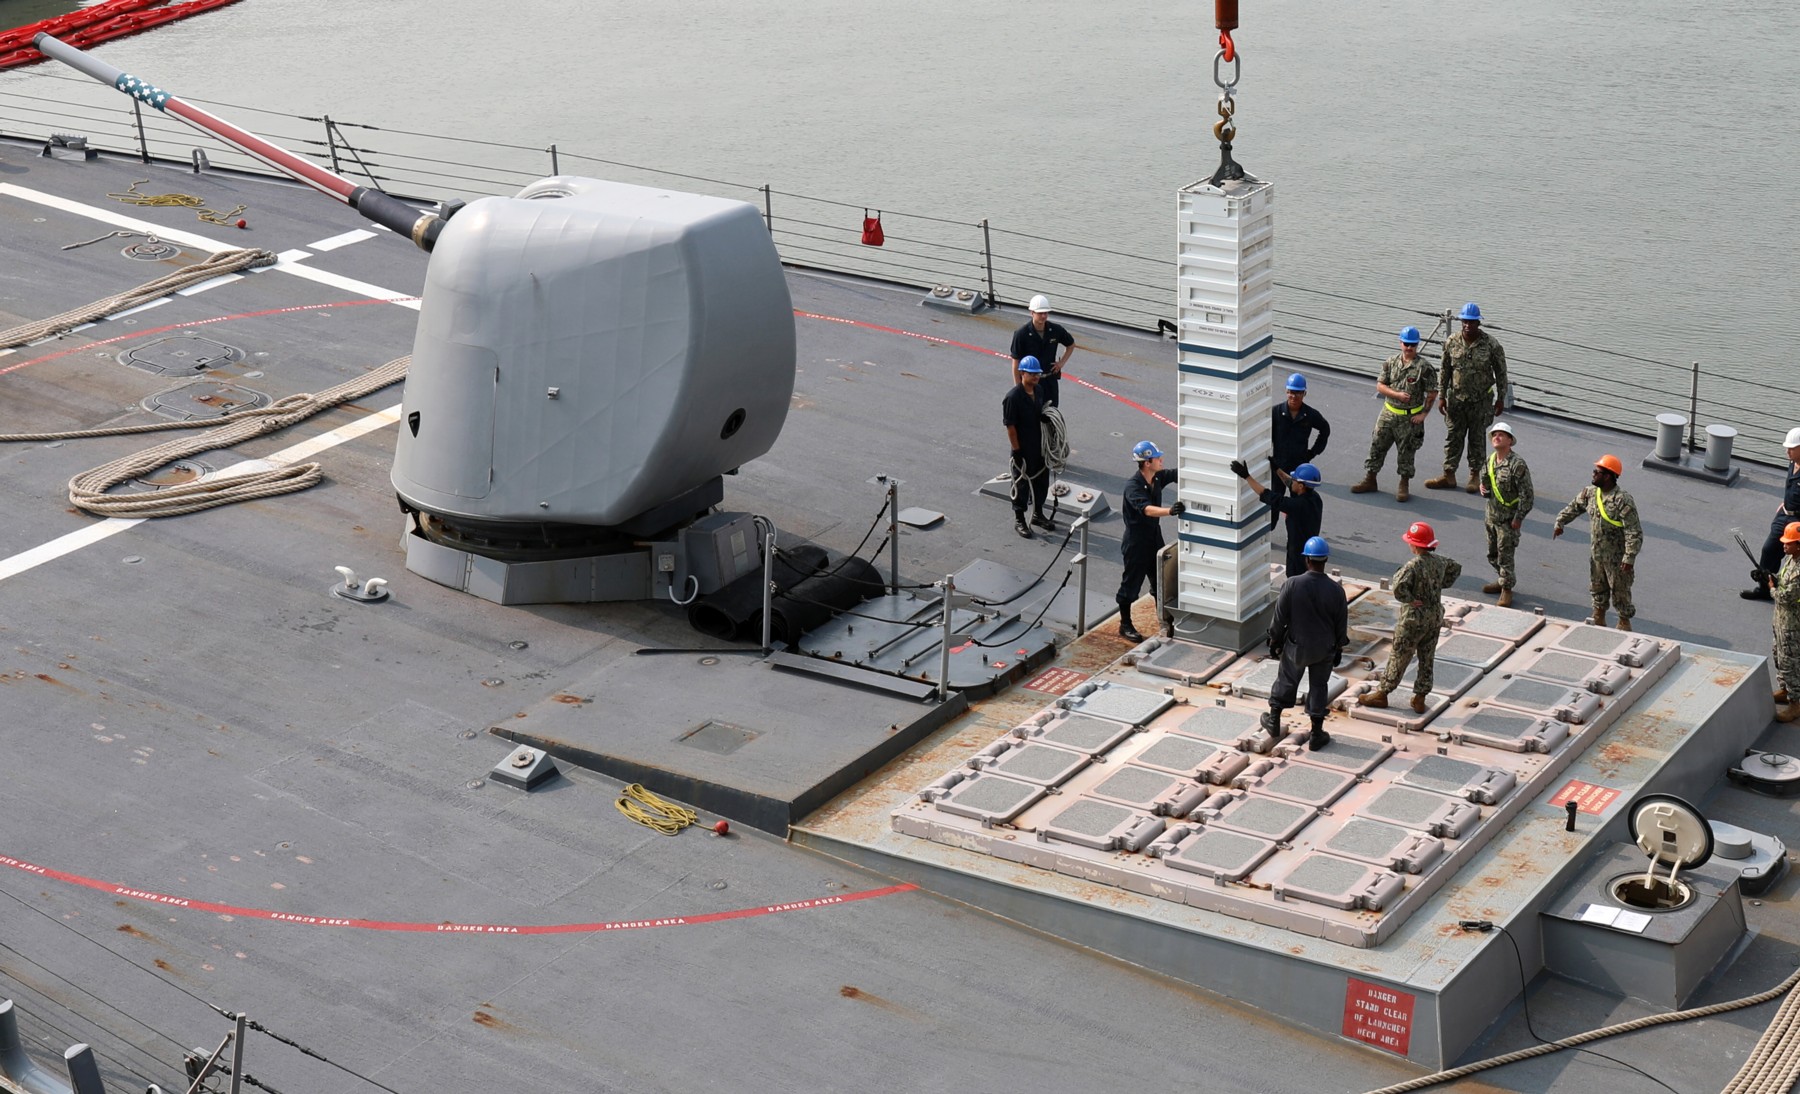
top-left (1553, 454), bottom-right (1643, 631)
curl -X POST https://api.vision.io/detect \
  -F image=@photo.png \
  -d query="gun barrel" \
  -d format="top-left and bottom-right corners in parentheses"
top-left (33, 33), bottom-right (442, 250)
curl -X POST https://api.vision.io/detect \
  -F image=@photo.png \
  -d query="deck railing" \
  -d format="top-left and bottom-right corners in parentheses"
top-left (0, 70), bottom-right (1782, 468)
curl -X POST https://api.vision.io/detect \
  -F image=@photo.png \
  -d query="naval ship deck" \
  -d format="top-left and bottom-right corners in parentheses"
top-left (0, 139), bottom-right (1797, 1094)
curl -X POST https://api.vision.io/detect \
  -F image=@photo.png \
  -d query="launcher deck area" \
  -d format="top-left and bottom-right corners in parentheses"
top-left (798, 589), bottom-right (1769, 1065)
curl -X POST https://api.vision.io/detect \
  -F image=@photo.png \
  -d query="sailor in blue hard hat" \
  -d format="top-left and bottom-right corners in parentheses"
top-left (1002, 356), bottom-right (1053, 538)
top-left (1263, 533), bottom-right (1347, 753)
top-left (1268, 371), bottom-right (1330, 530)
top-left (1426, 301), bottom-right (1509, 495)
top-left (1231, 455), bottom-right (1326, 579)
top-left (1115, 439), bottom-right (1183, 643)
top-left (1352, 325), bottom-right (1440, 500)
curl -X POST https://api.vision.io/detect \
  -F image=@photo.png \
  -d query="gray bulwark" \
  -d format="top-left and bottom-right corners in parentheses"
top-left (1060, 681), bottom-right (1174, 725)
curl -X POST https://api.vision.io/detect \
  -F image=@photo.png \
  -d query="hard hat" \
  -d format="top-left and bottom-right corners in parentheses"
top-left (1132, 440), bottom-right (1162, 461)
top-left (1403, 521), bottom-right (1438, 549)
top-left (1017, 355), bottom-right (1043, 374)
top-left (1302, 536), bottom-right (1330, 559)
top-left (1457, 302), bottom-right (1483, 322)
top-left (1785, 426), bottom-right (1800, 448)
top-left (1399, 325), bottom-right (1421, 344)
top-left (1594, 454), bottom-right (1624, 475)
top-left (1784, 522), bottom-right (1800, 544)
top-left (1490, 421), bottom-right (1514, 438)
top-left (1028, 294), bottom-right (1052, 314)
top-left (1291, 463), bottom-right (1322, 485)
top-left (1285, 372), bottom-right (1308, 393)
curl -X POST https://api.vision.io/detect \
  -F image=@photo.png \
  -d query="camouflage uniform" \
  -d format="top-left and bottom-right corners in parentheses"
top-left (1774, 555), bottom-right (1800, 698)
top-left (1480, 452), bottom-right (1534, 591)
top-left (1378, 552), bottom-right (1463, 697)
top-left (1364, 351), bottom-right (1438, 478)
top-left (1555, 485), bottom-right (1644, 621)
top-left (1437, 331), bottom-right (1508, 478)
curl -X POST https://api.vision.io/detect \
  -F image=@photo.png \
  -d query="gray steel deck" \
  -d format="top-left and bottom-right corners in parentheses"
top-left (0, 140), bottom-right (1797, 1094)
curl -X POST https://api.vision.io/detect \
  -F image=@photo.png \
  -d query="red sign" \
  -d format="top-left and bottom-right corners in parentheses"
top-left (1549, 779), bottom-right (1622, 816)
top-left (1023, 668), bottom-right (1088, 695)
top-left (1342, 977), bottom-right (1415, 1056)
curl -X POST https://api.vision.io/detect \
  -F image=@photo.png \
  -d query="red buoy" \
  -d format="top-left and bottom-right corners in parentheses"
top-left (712, 820), bottom-right (730, 836)
top-left (235, 218), bottom-right (247, 228)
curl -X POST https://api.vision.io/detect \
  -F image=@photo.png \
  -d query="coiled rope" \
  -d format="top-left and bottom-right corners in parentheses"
top-left (614, 783), bottom-right (699, 835)
top-left (0, 356), bottom-right (409, 518)
top-left (1361, 964), bottom-right (1800, 1094)
top-left (0, 247), bottom-right (278, 349)
top-left (1041, 405), bottom-right (1069, 474)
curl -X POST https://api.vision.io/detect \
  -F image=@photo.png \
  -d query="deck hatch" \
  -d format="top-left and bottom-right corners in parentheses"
top-left (1290, 736), bottom-right (1393, 775)
top-left (1515, 649), bottom-right (1630, 694)
top-left (1275, 853), bottom-right (1405, 910)
top-left (1176, 705), bottom-right (1264, 745)
top-left (1248, 763), bottom-right (1356, 807)
top-left (145, 380), bottom-right (271, 421)
top-left (1435, 632), bottom-right (1515, 670)
top-left (675, 720), bottom-right (758, 754)
top-left (1361, 786), bottom-right (1480, 839)
top-left (1445, 708), bottom-right (1572, 753)
top-left (1060, 682), bottom-right (1174, 726)
top-left (1231, 658), bottom-right (1348, 704)
top-left (121, 335), bottom-right (244, 376)
top-left (1208, 794), bottom-right (1316, 843)
top-left (1041, 798), bottom-right (1163, 851)
top-left (1165, 828), bottom-right (1275, 880)
top-left (1485, 676), bottom-right (1602, 724)
top-left (1134, 641), bottom-right (1234, 684)
top-left (1324, 818), bottom-right (1444, 873)
top-left (1132, 734), bottom-right (1246, 783)
top-left (1398, 754), bottom-right (1516, 804)
top-left (936, 774), bottom-right (1044, 823)
top-left (1025, 713), bottom-right (1135, 754)
top-left (1088, 765), bottom-right (1208, 816)
top-left (979, 742), bottom-right (1089, 786)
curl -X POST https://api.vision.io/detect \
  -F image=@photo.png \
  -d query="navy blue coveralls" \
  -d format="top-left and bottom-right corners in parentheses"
top-left (1263, 485), bottom-right (1323, 577)
top-left (1267, 569), bottom-right (1349, 723)
top-left (1757, 461), bottom-right (1800, 578)
top-left (1265, 402), bottom-right (1330, 526)
top-left (1002, 383), bottom-right (1049, 522)
top-left (1010, 320), bottom-right (1075, 407)
top-left (1117, 468), bottom-right (1179, 609)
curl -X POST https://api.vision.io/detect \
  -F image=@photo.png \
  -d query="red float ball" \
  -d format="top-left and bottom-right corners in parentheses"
top-left (712, 820), bottom-right (730, 836)
top-left (235, 219), bottom-right (247, 229)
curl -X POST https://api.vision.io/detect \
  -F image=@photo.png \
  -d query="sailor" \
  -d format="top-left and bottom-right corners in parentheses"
top-left (1262, 536), bottom-right (1347, 752)
top-left (1350, 325), bottom-right (1438, 501)
top-left (1002, 356), bottom-right (1054, 538)
top-left (1359, 521), bottom-right (1461, 714)
top-left (1010, 294), bottom-right (1077, 409)
top-left (1231, 458), bottom-right (1323, 577)
top-left (1116, 440), bottom-right (1183, 642)
top-left (1741, 426), bottom-right (1800, 601)
top-left (1267, 372), bottom-right (1330, 526)
top-left (1477, 421), bottom-right (1534, 607)
top-left (1425, 302), bottom-right (1508, 494)
top-left (1553, 454), bottom-right (1643, 630)
top-left (1773, 522), bottom-right (1800, 723)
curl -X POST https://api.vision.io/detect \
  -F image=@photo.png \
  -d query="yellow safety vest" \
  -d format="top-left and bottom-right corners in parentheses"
top-left (1385, 400), bottom-right (1426, 416)
top-left (1594, 487), bottom-right (1623, 527)
top-left (1486, 453), bottom-right (1512, 506)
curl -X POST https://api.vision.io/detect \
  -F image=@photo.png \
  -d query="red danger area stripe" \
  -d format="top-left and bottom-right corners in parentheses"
top-left (0, 853), bottom-right (915, 935)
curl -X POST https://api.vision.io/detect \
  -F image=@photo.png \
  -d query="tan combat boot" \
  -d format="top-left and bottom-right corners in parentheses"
top-left (1586, 610), bottom-right (1608, 627)
top-left (1396, 477), bottom-right (1411, 502)
top-left (1481, 582), bottom-right (1503, 594)
top-left (1350, 472), bottom-right (1378, 494)
top-left (1777, 689), bottom-right (1791, 704)
top-left (1409, 694), bottom-right (1428, 714)
top-left (1423, 472), bottom-right (1458, 490)
top-left (1465, 471), bottom-right (1480, 494)
top-left (1497, 589), bottom-right (1513, 608)
top-left (1777, 702), bottom-right (1800, 724)
top-left (1617, 617), bottom-right (1633, 632)
top-left (1357, 689), bottom-right (1389, 708)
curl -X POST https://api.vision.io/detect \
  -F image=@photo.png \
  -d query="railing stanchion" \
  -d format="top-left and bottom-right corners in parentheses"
top-left (762, 184), bottom-right (772, 233)
top-left (1688, 361), bottom-right (1700, 453)
top-left (131, 99), bottom-right (148, 163)
top-left (548, 143), bottom-right (559, 176)
top-left (321, 114), bottom-right (341, 174)
top-left (981, 218), bottom-right (997, 308)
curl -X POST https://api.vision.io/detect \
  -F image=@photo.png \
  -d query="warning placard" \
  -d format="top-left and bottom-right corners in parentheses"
top-left (1023, 668), bottom-right (1088, 695)
top-left (1549, 779), bottom-right (1621, 816)
top-left (1342, 977), bottom-right (1415, 1056)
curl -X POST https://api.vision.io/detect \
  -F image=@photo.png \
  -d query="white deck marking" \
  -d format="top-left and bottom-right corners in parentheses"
top-left (307, 228), bottom-right (377, 252)
top-left (0, 182), bottom-right (420, 580)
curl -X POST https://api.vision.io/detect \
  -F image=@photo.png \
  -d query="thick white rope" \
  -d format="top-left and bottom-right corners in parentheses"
top-left (0, 247), bottom-right (278, 349)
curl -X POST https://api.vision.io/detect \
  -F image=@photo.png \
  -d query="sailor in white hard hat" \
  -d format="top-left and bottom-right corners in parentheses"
top-left (1743, 425), bottom-right (1800, 602)
top-left (1010, 293), bottom-right (1077, 408)
top-left (1477, 420), bottom-right (1533, 608)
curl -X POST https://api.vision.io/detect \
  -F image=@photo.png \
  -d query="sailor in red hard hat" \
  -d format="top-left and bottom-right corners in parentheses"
top-left (1359, 521), bottom-right (1462, 716)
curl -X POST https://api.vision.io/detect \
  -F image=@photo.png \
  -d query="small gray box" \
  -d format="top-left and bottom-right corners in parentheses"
top-left (680, 511), bottom-right (760, 593)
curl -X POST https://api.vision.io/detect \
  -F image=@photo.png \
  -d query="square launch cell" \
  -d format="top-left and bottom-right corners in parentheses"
top-left (1161, 826), bottom-right (1278, 882)
top-left (1207, 794), bottom-right (1320, 844)
top-left (1060, 682), bottom-right (1175, 726)
top-left (1020, 712), bottom-right (1136, 755)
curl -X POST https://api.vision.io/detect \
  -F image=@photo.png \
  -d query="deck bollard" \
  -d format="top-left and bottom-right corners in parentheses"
top-left (1653, 413), bottom-right (1686, 461)
top-left (1704, 424), bottom-right (1738, 473)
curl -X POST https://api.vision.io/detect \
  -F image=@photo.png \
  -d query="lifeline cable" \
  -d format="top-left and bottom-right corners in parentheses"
top-left (0, 246), bottom-right (276, 349)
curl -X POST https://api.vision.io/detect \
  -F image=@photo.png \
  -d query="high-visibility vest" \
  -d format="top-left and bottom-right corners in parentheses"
top-left (1594, 487), bottom-right (1623, 527)
top-left (1487, 453), bottom-right (1512, 506)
